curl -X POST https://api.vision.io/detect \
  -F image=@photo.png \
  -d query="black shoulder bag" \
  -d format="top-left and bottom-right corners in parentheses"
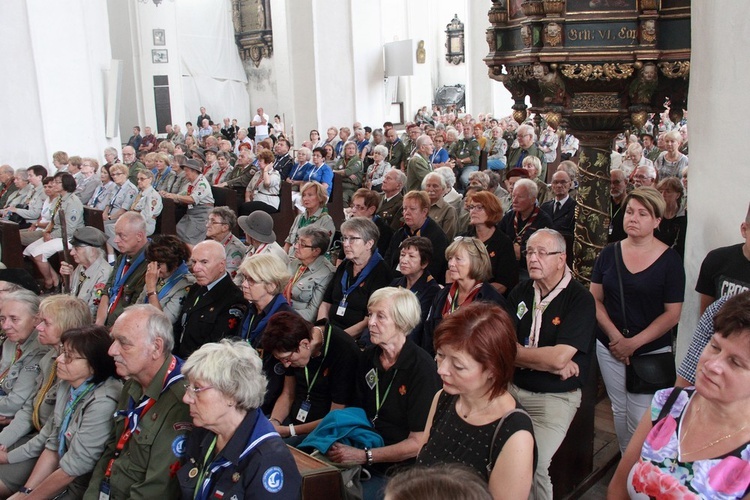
top-left (614, 242), bottom-right (676, 394)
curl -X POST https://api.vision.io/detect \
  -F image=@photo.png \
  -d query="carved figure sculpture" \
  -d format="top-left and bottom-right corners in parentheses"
top-left (628, 62), bottom-right (658, 105)
top-left (533, 62), bottom-right (566, 104)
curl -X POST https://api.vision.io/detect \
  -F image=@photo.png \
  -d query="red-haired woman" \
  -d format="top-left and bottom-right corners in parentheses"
top-left (418, 302), bottom-right (537, 500)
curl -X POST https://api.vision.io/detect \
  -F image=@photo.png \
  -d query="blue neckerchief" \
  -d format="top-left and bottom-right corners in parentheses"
top-left (195, 410), bottom-right (278, 500)
top-left (241, 294), bottom-right (289, 344)
top-left (340, 250), bottom-right (383, 298)
top-left (153, 167), bottom-right (172, 190)
top-left (58, 379), bottom-right (96, 456)
top-left (109, 251), bottom-right (147, 306)
top-left (145, 262), bottom-right (190, 303)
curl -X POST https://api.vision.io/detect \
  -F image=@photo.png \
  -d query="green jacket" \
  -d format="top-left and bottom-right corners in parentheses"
top-left (84, 356), bottom-right (191, 500)
top-left (449, 138), bottom-right (480, 166)
top-left (406, 154), bottom-right (433, 192)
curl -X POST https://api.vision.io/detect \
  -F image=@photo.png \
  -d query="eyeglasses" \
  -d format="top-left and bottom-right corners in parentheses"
top-left (275, 349), bottom-right (300, 363)
top-left (111, 173), bottom-right (125, 177)
top-left (184, 383), bottom-right (214, 395)
top-left (453, 236), bottom-right (484, 255)
top-left (341, 236), bottom-right (362, 244)
top-left (466, 204), bottom-right (485, 212)
top-left (206, 220), bottom-right (228, 226)
top-left (350, 204), bottom-right (368, 212)
top-left (294, 240), bottom-right (315, 249)
top-left (136, 177), bottom-right (149, 181)
top-left (58, 349), bottom-right (85, 363)
top-left (522, 249), bottom-right (563, 258)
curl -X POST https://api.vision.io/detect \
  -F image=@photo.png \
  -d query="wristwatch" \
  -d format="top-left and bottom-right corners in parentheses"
top-left (19, 486), bottom-right (33, 494)
top-left (364, 447), bottom-right (374, 466)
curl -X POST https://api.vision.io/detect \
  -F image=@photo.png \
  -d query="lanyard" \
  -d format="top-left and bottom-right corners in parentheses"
top-left (303, 325), bottom-right (332, 399)
top-left (109, 185), bottom-right (124, 209)
top-left (194, 436), bottom-right (218, 499)
top-left (241, 294), bottom-right (288, 344)
top-left (373, 368), bottom-right (398, 424)
top-left (104, 356), bottom-right (182, 480)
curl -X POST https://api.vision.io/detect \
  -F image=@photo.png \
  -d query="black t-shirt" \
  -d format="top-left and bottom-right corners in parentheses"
top-left (695, 243), bottom-right (750, 299)
top-left (287, 323), bottom-right (360, 424)
top-left (591, 243), bottom-right (685, 354)
top-left (356, 340), bottom-right (441, 471)
top-left (508, 278), bottom-right (596, 392)
top-left (391, 273), bottom-right (441, 341)
top-left (323, 258), bottom-right (393, 330)
top-left (655, 214), bottom-right (687, 259)
top-left (465, 225), bottom-right (519, 292)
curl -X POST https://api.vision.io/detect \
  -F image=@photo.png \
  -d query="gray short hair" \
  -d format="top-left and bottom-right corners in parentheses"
top-left (297, 226), bottom-right (331, 254)
top-left (104, 147), bottom-right (118, 157)
top-left (14, 168), bottom-right (28, 181)
top-left (514, 178), bottom-right (538, 199)
top-left (182, 339), bottom-right (266, 411)
top-left (368, 287), bottom-right (421, 335)
top-left (373, 144), bottom-right (388, 157)
top-left (239, 253), bottom-right (291, 294)
top-left (422, 172), bottom-right (446, 190)
top-left (297, 147), bottom-right (312, 162)
top-left (435, 166), bottom-right (456, 188)
top-left (118, 211), bottom-right (148, 234)
top-left (387, 169), bottom-right (406, 187)
top-left (341, 217), bottom-right (380, 249)
top-left (2, 290), bottom-right (41, 316)
top-left (209, 206), bottom-right (237, 230)
top-left (636, 164), bottom-right (657, 180)
top-left (126, 304), bottom-right (175, 354)
top-left (528, 228), bottom-right (566, 253)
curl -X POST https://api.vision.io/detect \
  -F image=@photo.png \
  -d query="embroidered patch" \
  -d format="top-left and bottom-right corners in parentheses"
top-left (228, 307), bottom-right (244, 318)
top-left (173, 422), bottom-right (193, 432)
top-left (552, 316), bottom-right (561, 326)
top-left (516, 301), bottom-right (528, 320)
top-left (365, 368), bottom-right (378, 390)
top-left (262, 466), bottom-right (284, 493)
top-left (399, 385), bottom-right (406, 396)
top-left (273, 362), bottom-right (286, 375)
top-left (172, 435), bottom-right (186, 457)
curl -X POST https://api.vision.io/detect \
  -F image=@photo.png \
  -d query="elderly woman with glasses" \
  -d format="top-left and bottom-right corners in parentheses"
top-left (461, 190), bottom-right (519, 295)
top-left (364, 144), bottom-right (391, 192)
top-left (318, 217), bottom-right (392, 338)
top-left (178, 340), bottom-right (302, 499)
top-left (262, 312), bottom-right (359, 444)
top-left (327, 288), bottom-right (441, 498)
top-left (283, 226), bottom-right (335, 323)
top-left (0, 326), bottom-right (120, 499)
top-left (333, 141), bottom-right (364, 205)
top-left (421, 237), bottom-right (507, 355)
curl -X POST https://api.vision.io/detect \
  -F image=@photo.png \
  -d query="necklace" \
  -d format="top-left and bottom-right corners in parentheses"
top-left (680, 401), bottom-right (748, 458)
top-left (458, 397), bottom-right (492, 419)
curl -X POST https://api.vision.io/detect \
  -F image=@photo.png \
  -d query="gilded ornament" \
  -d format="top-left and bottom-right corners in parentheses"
top-left (521, 1), bottom-right (545, 16)
top-left (658, 61), bottom-right (690, 79)
top-left (512, 108), bottom-right (528, 124)
top-left (630, 110), bottom-right (647, 129)
top-left (543, 0), bottom-right (565, 15)
top-left (570, 93), bottom-right (620, 111)
top-left (640, 0), bottom-right (657, 10)
top-left (628, 62), bottom-right (658, 104)
top-left (641, 20), bottom-right (656, 44)
top-left (544, 22), bottom-right (562, 47)
top-left (533, 62), bottom-right (566, 104)
top-left (560, 63), bottom-right (634, 81)
top-left (545, 111), bottom-right (562, 129)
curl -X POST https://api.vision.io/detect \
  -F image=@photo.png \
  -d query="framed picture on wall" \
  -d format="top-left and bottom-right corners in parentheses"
top-left (152, 49), bottom-right (168, 64)
top-left (153, 29), bottom-right (166, 46)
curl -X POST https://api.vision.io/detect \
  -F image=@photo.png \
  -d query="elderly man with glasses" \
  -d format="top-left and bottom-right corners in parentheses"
top-left (507, 124), bottom-right (547, 180)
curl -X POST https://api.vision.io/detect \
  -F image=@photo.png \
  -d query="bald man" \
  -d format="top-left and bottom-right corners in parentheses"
top-left (173, 240), bottom-right (246, 358)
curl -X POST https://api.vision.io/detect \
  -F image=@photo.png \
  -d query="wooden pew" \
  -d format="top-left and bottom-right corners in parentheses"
top-left (289, 446), bottom-right (342, 499)
top-left (328, 178), bottom-right (346, 229)
top-left (155, 197), bottom-right (177, 236)
top-left (270, 182), bottom-right (295, 246)
top-left (212, 186), bottom-right (238, 213)
top-left (0, 220), bottom-right (24, 269)
top-left (83, 207), bottom-right (105, 232)
top-left (478, 149), bottom-right (488, 171)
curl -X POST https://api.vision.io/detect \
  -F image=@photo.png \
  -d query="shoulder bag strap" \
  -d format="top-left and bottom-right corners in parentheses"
top-left (655, 387), bottom-right (683, 422)
top-left (486, 408), bottom-right (531, 475)
top-left (614, 242), bottom-right (629, 336)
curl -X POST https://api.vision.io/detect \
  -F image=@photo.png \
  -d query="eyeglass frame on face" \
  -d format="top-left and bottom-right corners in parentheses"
top-left (522, 248), bottom-right (563, 258)
top-left (184, 383), bottom-right (214, 395)
top-left (341, 235), bottom-right (362, 244)
top-left (111, 172), bottom-right (125, 178)
top-left (466, 204), bottom-right (485, 212)
top-left (274, 348), bottom-right (300, 364)
top-left (58, 347), bottom-right (86, 363)
top-left (294, 239), bottom-right (315, 249)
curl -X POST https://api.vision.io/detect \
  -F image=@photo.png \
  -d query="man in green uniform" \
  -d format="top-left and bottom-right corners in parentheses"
top-left (449, 125), bottom-right (481, 191)
top-left (84, 305), bottom-right (190, 500)
top-left (385, 128), bottom-right (406, 171)
top-left (95, 212), bottom-right (149, 327)
top-left (406, 135), bottom-right (435, 192)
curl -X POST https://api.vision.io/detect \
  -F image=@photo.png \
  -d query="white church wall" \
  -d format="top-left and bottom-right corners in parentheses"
top-left (0, 0), bottom-right (120, 169)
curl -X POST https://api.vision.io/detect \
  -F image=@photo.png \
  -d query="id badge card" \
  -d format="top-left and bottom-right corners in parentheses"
top-left (336, 300), bottom-right (348, 317)
top-left (296, 400), bottom-right (312, 423)
top-left (98, 480), bottom-right (111, 500)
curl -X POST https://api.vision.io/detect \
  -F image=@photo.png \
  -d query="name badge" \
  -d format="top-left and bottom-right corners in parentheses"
top-left (336, 300), bottom-right (348, 317)
top-left (296, 400), bottom-right (312, 423)
top-left (517, 301), bottom-right (528, 320)
top-left (99, 481), bottom-right (111, 500)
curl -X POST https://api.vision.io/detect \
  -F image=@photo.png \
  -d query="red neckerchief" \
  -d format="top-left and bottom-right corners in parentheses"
top-left (441, 281), bottom-right (482, 316)
top-left (513, 206), bottom-right (540, 244)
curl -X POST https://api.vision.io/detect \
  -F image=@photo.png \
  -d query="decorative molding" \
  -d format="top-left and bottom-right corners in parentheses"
top-left (507, 64), bottom-right (535, 81)
top-left (233, 0), bottom-right (273, 67)
top-left (544, 22), bottom-right (563, 47)
top-left (571, 93), bottom-right (620, 111)
top-left (658, 61), bottom-right (690, 78)
top-left (560, 63), bottom-right (634, 81)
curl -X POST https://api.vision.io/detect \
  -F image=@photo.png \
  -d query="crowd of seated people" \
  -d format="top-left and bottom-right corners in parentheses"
top-left (3, 107), bottom-right (747, 500)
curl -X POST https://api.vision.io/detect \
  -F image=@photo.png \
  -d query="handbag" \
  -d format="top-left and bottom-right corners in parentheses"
top-left (614, 242), bottom-right (676, 394)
